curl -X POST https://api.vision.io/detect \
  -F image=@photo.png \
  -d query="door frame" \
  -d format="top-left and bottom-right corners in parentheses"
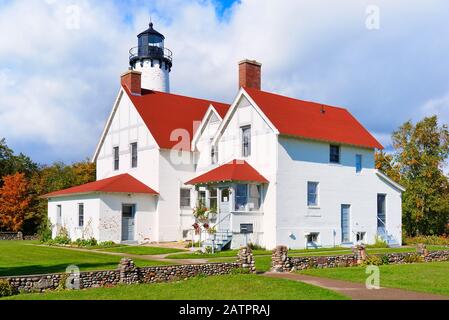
top-left (121, 203), bottom-right (136, 242)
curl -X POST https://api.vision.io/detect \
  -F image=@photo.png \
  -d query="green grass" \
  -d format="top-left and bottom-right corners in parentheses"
top-left (0, 241), bottom-right (171, 277)
top-left (299, 261), bottom-right (449, 296)
top-left (3, 274), bottom-right (348, 300)
top-left (165, 249), bottom-right (272, 259)
top-left (99, 246), bottom-right (185, 255)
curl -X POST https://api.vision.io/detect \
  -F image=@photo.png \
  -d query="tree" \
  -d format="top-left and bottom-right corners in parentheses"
top-left (375, 150), bottom-right (400, 183)
top-left (390, 116), bottom-right (449, 236)
top-left (0, 173), bottom-right (32, 232)
top-left (0, 138), bottom-right (38, 183)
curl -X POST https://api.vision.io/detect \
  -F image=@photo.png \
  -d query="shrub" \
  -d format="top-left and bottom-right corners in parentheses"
top-left (74, 238), bottom-right (98, 247)
top-left (204, 246), bottom-right (213, 254)
top-left (230, 268), bottom-right (250, 275)
top-left (366, 236), bottom-right (388, 248)
top-left (361, 255), bottom-right (384, 266)
top-left (184, 241), bottom-right (202, 248)
top-left (37, 220), bottom-right (53, 243)
top-left (247, 242), bottom-right (266, 251)
top-left (380, 254), bottom-right (390, 265)
top-left (98, 241), bottom-right (116, 248)
top-left (0, 280), bottom-right (16, 297)
top-left (404, 235), bottom-right (449, 246)
top-left (403, 253), bottom-right (424, 264)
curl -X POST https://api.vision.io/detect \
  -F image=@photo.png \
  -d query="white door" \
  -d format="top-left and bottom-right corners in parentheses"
top-left (122, 204), bottom-right (135, 241)
top-left (218, 188), bottom-right (231, 231)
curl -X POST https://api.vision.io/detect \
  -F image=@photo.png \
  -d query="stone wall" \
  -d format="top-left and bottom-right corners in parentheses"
top-left (0, 232), bottom-right (38, 241)
top-left (1, 246), bottom-right (253, 294)
top-left (271, 245), bottom-right (449, 272)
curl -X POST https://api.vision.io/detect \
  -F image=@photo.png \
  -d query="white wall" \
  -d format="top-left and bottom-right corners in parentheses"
top-left (214, 94), bottom-right (278, 249)
top-left (133, 59), bottom-right (170, 93)
top-left (276, 136), bottom-right (402, 249)
top-left (48, 195), bottom-right (101, 240)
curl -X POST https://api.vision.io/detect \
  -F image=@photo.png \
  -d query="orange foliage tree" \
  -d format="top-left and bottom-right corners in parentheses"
top-left (0, 173), bottom-right (32, 232)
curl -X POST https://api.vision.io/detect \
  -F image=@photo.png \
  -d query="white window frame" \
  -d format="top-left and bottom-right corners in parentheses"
top-left (180, 188), bottom-right (191, 208)
top-left (130, 142), bottom-right (138, 168)
top-left (241, 125), bottom-right (252, 158)
top-left (307, 182), bottom-right (319, 207)
top-left (113, 146), bottom-right (119, 171)
top-left (78, 203), bottom-right (84, 227)
top-left (234, 183), bottom-right (262, 212)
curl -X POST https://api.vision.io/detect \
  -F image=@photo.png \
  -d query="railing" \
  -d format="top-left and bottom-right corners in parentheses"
top-left (129, 45), bottom-right (173, 63)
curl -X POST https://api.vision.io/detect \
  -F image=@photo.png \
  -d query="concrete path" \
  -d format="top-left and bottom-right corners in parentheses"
top-left (264, 272), bottom-right (449, 300)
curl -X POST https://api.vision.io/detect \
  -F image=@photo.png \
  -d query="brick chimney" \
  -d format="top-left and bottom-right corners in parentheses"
top-left (239, 59), bottom-right (262, 90)
top-left (121, 70), bottom-right (142, 95)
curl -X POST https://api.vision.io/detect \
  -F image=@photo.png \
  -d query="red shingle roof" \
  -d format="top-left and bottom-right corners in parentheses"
top-left (124, 87), bottom-right (230, 149)
top-left (186, 160), bottom-right (269, 185)
top-left (244, 87), bottom-right (383, 150)
top-left (44, 174), bottom-right (158, 198)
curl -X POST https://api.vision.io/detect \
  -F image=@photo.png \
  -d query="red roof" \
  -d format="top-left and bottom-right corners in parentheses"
top-left (124, 87), bottom-right (230, 149)
top-left (244, 87), bottom-right (383, 150)
top-left (44, 174), bottom-right (158, 198)
top-left (186, 160), bottom-right (269, 185)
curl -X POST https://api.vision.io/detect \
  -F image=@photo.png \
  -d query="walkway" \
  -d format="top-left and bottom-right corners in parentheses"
top-left (264, 272), bottom-right (449, 300)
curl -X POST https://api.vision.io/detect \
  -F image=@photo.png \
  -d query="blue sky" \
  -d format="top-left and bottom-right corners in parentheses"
top-left (1, 0), bottom-right (449, 165)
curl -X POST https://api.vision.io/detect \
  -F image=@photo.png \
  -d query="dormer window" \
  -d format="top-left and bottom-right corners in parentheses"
top-left (330, 145), bottom-right (340, 164)
top-left (241, 125), bottom-right (251, 157)
top-left (211, 145), bottom-right (218, 164)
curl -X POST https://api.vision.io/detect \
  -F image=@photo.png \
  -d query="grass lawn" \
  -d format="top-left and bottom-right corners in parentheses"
top-left (299, 261), bottom-right (449, 296)
top-left (0, 241), bottom-right (171, 277)
top-left (3, 274), bottom-right (348, 300)
top-left (99, 246), bottom-right (185, 255)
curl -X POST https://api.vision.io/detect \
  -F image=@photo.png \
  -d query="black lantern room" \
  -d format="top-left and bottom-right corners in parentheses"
top-left (129, 22), bottom-right (173, 70)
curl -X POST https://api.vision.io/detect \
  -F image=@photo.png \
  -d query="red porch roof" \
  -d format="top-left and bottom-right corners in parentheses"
top-left (186, 160), bottom-right (269, 185)
top-left (44, 174), bottom-right (158, 198)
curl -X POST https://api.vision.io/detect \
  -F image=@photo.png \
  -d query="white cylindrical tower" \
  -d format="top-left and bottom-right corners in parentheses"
top-left (129, 22), bottom-right (172, 93)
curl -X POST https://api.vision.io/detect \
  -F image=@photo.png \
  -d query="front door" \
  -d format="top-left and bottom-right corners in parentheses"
top-left (122, 204), bottom-right (135, 241)
top-left (377, 194), bottom-right (387, 233)
top-left (218, 188), bottom-right (231, 231)
top-left (341, 204), bottom-right (351, 243)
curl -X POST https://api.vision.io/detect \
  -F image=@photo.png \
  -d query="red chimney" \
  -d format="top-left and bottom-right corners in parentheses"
top-left (121, 70), bottom-right (142, 95)
top-left (239, 59), bottom-right (262, 90)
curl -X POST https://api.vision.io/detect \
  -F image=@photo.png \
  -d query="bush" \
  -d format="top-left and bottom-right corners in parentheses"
top-left (230, 268), bottom-right (251, 275)
top-left (404, 235), bottom-right (449, 246)
top-left (184, 241), bottom-right (202, 248)
top-left (403, 253), bottom-right (424, 264)
top-left (98, 241), bottom-right (116, 248)
top-left (247, 242), bottom-right (266, 251)
top-left (361, 255), bottom-right (384, 266)
top-left (37, 220), bottom-right (53, 243)
top-left (0, 280), bottom-right (16, 297)
top-left (74, 238), bottom-right (98, 247)
top-left (366, 236), bottom-right (388, 248)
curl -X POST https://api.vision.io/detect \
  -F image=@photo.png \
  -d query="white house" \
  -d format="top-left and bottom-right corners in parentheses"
top-left (45, 23), bottom-right (404, 250)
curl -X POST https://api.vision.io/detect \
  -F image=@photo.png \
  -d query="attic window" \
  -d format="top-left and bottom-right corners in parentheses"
top-left (211, 145), bottom-right (218, 164)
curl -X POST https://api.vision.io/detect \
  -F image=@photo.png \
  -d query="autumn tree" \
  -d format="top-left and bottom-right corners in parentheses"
top-left (0, 173), bottom-right (32, 232)
top-left (389, 116), bottom-right (449, 236)
top-left (375, 150), bottom-right (400, 183)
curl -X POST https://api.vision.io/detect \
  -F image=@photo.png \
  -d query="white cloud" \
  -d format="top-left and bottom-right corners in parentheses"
top-left (1, 0), bottom-right (449, 163)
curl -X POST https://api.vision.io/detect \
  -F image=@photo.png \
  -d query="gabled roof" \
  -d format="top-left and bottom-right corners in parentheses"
top-left (186, 160), bottom-right (269, 185)
top-left (43, 174), bottom-right (158, 198)
top-left (124, 87), bottom-right (230, 149)
top-left (243, 87), bottom-right (383, 150)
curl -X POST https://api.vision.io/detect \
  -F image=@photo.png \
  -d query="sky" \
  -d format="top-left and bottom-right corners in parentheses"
top-left (1, 0), bottom-right (449, 164)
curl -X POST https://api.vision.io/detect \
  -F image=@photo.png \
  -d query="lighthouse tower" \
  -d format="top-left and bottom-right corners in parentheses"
top-left (129, 22), bottom-right (172, 93)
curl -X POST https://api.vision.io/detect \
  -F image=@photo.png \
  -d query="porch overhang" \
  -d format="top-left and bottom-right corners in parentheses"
top-left (185, 160), bottom-right (269, 185)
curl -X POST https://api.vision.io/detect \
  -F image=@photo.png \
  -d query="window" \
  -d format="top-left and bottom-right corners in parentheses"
top-left (209, 188), bottom-right (218, 212)
top-left (356, 232), bottom-right (366, 242)
top-left (241, 126), bottom-right (251, 157)
top-left (240, 224), bottom-right (254, 234)
top-left (113, 147), bottom-right (119, 171)
top-left (341, 204), bottom-right (351, 243)
top-left (307, 232), bottom-right (319, 243)
top-left (356, 154), bottom-right (362, 173)
top-left (307, 182), bottom-right (319, 207)
top-left (180, 189), bottom-right (191, 208)
top-left (198, 190), bottom-right (206, 207)
top-left (330, 145), bottom-right (340, 163)
top-left (78, 204), bottom-right (84, 227)
top-left (131, 143), bottom-right (138, 168)
top-left (235, 184), bottom-right (261, 211)
top-left (56, 205), bottom-right (62, 225)
top-left (211, 145), bottom-right (218, 164)
top-left (377, 194), bottom-right (386, 229)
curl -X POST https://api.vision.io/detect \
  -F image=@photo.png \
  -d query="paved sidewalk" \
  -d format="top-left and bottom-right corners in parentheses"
top-left (264, 272), bottom-right (449, 300)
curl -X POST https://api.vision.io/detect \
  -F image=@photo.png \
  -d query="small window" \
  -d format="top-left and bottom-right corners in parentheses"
top-left (330, 145), bottom-right (340, 163)
top-left (209, 188), bottom-right (218, 212)
top-left (241, 126), bottom-right (251, 157)
top-left (356, 232), bottom-right (366, 242)
top-left (235, 184), bottom-right (248, 211)
top-left (113, 147), bottom-right (119, 171)
top-left (356, 154), bottom-right (362, 173)
top-left (198, 191), bottom-right (206, 207)
top-left (180, 189), bottom-right (191, 208)
top-left (307, 182), bottom-right (319, 207)
top-left (240, 224), bottom-right (254, 234)
top-left (131, 143), bottom-right (138, 168)
top-left (307, 232), bottom-right (319, 243)
top-left (211, 145), bottom-right (218, 164)
top-left (56, 205), bottom-right (62, 225)
top-left (78, 204), bottom-right (84, 227)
